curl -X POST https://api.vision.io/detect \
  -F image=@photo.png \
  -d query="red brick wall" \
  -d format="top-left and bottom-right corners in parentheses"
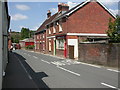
top-left (78, 43), bottom-right (120, 67)
top-left (8, 39), bottom-right (12, 50)
top-left (56, 49), bottom-right (64, 58)
top-left (35, 32), bottom-right (46, 53)
top-left (47, 18), bottom-right (67, 38)
top-left (67, 2), bottom-right (115, 34)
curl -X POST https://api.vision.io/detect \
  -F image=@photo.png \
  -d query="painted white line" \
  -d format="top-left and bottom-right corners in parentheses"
top-left (101, 83), bottom-right (117, 89)
top-left (79, 62), bottom-right (101, 68)
top-left (57, 66), bottom-right (80, 77)
top-left (33, 56), bottom-right (38, 59)
top-left (41, 59), bottom-right (50, 64)
top-left (107, 69), bottom-right (120, 73)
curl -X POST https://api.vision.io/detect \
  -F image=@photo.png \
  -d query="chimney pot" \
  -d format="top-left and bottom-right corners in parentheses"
top-left (47, 10), bottom-right (51, 18)
top-left (58, 3), bottom-right (69, 12)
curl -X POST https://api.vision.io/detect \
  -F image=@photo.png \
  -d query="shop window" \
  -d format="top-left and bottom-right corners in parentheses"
top-left (56, 39), bottom-right (65, 49)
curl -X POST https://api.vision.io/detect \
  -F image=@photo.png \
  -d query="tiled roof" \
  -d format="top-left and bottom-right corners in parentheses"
top-left (36, 0), bottom-right (116, 32)
top-left (51, 0), bottom-right (116, 23)
top-left (36, 13), bottom-right (58, 32)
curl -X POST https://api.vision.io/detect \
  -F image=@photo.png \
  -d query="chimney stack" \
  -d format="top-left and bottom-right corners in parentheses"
top-left (47, 10), bottom-right (51, 18)
top-left (58, 3), bottom-right (69, 12)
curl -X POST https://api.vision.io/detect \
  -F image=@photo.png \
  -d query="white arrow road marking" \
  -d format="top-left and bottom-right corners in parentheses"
top-left (107, 69), bottom-right (120, 73)
top-left (101, 83), bottom-right (117, 89)
top-left (41, 59), bottom-right (50, 64)
top-left (57, 66), bottom-right (80, 77)
top-left (33, 56), bottom-right (38, 59)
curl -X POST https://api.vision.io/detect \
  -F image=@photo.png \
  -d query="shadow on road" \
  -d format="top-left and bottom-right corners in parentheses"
top-left (3, 52), bottom-right (50, 89)
top-left (14, 52), bottom-right (50, 89)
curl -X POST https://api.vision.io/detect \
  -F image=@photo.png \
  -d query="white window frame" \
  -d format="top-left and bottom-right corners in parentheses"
top-left (37, 35), bottom-right (39, 39)
top-left (59, 22), bottom-right (62, 32)
top-left (49, 28), bottom-right (51, 34)
top-left (49, 40), bottom-right (52, 51)
top-left (43, 34), bottom-right (44, 38)
top-left (53, 23), bottom-right (56, 33)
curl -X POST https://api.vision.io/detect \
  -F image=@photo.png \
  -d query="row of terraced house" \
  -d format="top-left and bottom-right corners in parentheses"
top-left (34, 0), bottom-right (116, 60)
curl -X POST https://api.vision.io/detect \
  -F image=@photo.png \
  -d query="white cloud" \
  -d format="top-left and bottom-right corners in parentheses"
top-left (109, 9), bottom-right (120, 15)
top-left (50, 8), bottom-right (58, 14)
top-left (19, 25), bottom-right (26, 29)
top-left (31, 23), bottom-right (42, 30)
top-left (16, 4), bottom-right (30, 11)
top-left (11, 14), bottom-right (28, 21)
top-left (31, 26), bottom-right (39, 30)
top-left (98, 0), bottom-right (119, 6)
top-left (67, 1), bottom-right (79, 9)
top-left (50, 2), bottom-right (79, 14)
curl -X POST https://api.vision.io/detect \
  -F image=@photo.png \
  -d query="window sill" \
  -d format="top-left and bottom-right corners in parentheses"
top-left (59, 31), bottom-right (62, 33)
top-left (56, 48), bottom-right (64, 50)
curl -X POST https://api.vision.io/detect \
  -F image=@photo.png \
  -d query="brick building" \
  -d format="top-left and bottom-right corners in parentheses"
top-left (35, 0), bottom-right (116, 59)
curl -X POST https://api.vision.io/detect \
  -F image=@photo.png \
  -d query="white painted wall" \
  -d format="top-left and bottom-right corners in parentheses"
top-left (0, 1), bottom-right (10, 89)
top-left (68, 39), bottom-right (78, 59)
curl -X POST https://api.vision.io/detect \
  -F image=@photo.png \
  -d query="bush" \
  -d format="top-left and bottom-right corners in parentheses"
top-left (25, 45), bottom-right (34, 49)
top-left (106, 16), bottom-right (120, 43)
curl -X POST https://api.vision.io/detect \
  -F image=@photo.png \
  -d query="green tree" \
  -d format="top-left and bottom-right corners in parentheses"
top-left (30, 30), bottom-right (35, 38)
top-left (11, 32), bottom-right (21, 43)
top-left (106, 16), bottom-right (120, 42)
top-left (21, 28), bottom-right (30, 39)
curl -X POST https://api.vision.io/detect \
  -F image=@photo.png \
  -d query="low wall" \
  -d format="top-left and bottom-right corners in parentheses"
top-left (78, 43), bottom-right (120, 67)
top-left (56, 49), bottom-right (64, 58)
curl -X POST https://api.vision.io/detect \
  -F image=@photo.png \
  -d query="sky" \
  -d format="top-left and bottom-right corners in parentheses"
top-left (8, 0), bottom-right (119, 32)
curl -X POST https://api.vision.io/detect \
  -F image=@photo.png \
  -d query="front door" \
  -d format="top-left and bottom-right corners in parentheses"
top-left (69, 45), bottom-right (74, 59)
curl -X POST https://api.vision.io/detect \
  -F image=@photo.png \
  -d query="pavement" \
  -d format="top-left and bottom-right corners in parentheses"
top-left (2, 50), bottom-right (119, 89)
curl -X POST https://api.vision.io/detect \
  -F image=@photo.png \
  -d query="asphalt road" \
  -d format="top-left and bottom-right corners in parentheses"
top-left (13, 50), bottom-right (119, 89)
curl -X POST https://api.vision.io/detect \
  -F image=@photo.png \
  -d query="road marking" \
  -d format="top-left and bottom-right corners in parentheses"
top-left (28, 54), bottom-right (31, 56)
top-left (101, 83), bottom-right (117, 89)
top-left (107, 69), bottom-right (119, 73)
top-left (41, 59), bottom-right (50, 64)
top-left (57, 66), bottom-right (80, 77)
top-left (79, 62), bottom-right (101, 68)
top-left (33, 56), bottom-right (38, 59)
